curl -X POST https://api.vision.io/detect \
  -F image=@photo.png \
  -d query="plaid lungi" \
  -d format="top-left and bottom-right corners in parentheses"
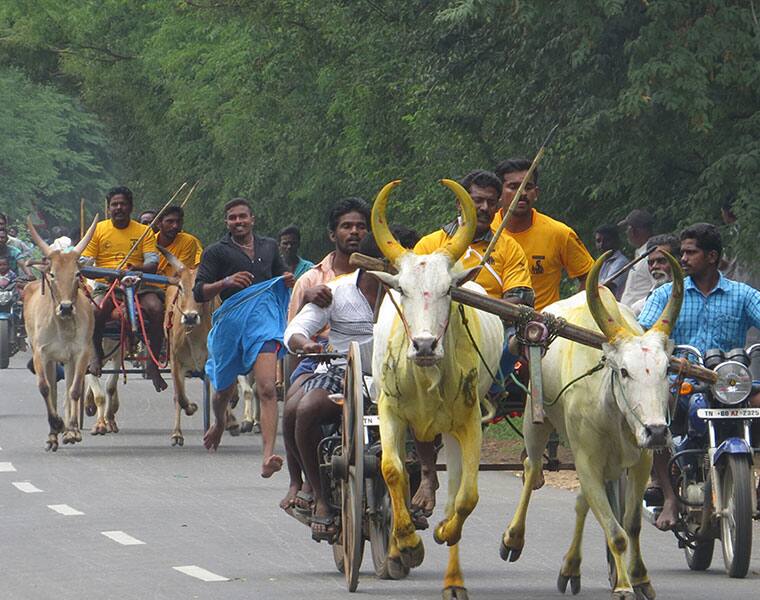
top-left (301, 364), bottom-right (346, 395)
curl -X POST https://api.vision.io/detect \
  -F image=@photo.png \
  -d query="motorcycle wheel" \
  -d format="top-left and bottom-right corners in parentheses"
top-left (720, 454), bottom-right (752, 578)
top-left (684, 476), bottom-right (714, 571)
top-left (0, 319), bottom-right (10, 369)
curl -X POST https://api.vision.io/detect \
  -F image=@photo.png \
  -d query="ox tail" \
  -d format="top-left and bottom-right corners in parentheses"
top-left (480, 394), bottom-right (496, 424)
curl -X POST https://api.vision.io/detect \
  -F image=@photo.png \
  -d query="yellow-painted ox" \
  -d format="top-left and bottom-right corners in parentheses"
top-left (158, 247), bottom-right (211, 446)
top-left (370, 180), bottom-right (503, 600)
top-left (501, 251), bottom-right (683, 600)
top-left (24, 217), bottom-right (98, 451)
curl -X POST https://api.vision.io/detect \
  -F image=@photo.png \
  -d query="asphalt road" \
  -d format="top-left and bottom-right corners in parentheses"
top-left (1, 350), bottom-right (758, 600)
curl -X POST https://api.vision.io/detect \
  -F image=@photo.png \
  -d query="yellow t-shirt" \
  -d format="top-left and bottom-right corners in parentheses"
top-left (414, 227), bottom-right (532, 299)
top-left (83, 219), bottom-right (157, 270)
top-left (491, 208), bottom-right (593, 310)
top-left (157, 231), bottom-right (203, 276)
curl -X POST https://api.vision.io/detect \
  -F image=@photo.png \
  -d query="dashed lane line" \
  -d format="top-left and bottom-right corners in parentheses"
top-left (0, 461), bottom-right (16, 472)
top-left (12, 481), bottom-right (43, 493)
top-left (172, 566), bottom-right (229, 582)
top-left (101, 531), bottom-right (146, 546)
top-left (48, 504), bottom-right (84, 516)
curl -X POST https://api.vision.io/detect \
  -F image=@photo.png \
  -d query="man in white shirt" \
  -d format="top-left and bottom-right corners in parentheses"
top-left (630, 234), bottom-right (679, 316)
top-left (619, 209), bottom-right (655, 307)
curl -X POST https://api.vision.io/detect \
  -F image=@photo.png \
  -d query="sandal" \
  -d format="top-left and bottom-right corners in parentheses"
top-left (644, 486), bottom-right (664, 508)
top-left (310, 514), bottom-right (338, 544)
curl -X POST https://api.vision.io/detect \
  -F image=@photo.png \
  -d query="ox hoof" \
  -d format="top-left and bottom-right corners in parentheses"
top-left (62, 431), bottom-right (76, 445)
top-left (91, 421), bottom-right (107, 435)
top-left (184, 402), bottom-right (198, 417)
top-left (442, 586), bottom-right (468, 600)
top-left (383, 556), bottom-right (410, 580)
top-left (557, 574), bottom-right (581, 595)
top-left (612, 591), bottom-right (635, 600)
top-left (227, 424), bottom-right (241, 437)
top-left (74, 430), bottom-right (82, 443)
top-left (399, 539), bottom-right (424, 569)
top-left (499, 539), bottom-right (522, 562)
top-left (240, 420), bottom-right (253, 434)
top-left (85, 403), bottom-right (97, 417)
top-left (46, 437), bottom-right (59, 452)
top-left (171, 435), bottom-right (184, 447)
top-left (634, 583), bottom-right (656, 600)
top-left (106, 420), bottom-right (119, 434)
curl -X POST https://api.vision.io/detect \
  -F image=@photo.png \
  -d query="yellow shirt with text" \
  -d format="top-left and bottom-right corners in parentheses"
top-left (491, 208), bottom-right (593, 310)
top-left (157, 232), bottom-right (203, 277)
top-left (82, 219), bottom-right (157, 270)
top-left (414, 229), bottom-right (532, 299)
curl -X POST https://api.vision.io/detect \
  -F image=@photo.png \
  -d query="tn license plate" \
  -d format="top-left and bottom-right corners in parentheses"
top-left (363, 415), bottom-right (380, 427)
top-left (697, 407), bottom-right (760, 419)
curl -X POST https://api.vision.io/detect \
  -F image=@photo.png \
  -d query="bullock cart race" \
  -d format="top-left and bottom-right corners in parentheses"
top-left (3, 3), bottom-right (760, 599)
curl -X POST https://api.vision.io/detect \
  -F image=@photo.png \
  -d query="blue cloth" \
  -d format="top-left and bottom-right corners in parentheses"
top-left (205, 277), bottom-right (291, 390)
top-left (294, 257), bottom-right (315, 279)
top-left (638, 274), bottom-right (760, 352)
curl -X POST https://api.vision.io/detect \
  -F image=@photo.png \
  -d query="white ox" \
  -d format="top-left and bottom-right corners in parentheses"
top-left (501, 251), bottom-right (683, 600)
top-left (24, 217), bottom-right (98, 451)
top-left (371, 180), bottom-right (503, 600)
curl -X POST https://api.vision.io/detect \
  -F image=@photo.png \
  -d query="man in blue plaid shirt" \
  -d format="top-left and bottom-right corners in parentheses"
top-left (639, 222), bottom-right (760, 529)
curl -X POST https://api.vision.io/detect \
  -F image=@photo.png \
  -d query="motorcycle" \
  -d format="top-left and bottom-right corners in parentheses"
top-left (0, 277), bottom-right (26, 368)
top-left (643, 343), bottom-right (760, 578)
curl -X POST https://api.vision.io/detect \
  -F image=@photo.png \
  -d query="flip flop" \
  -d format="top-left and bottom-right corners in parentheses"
top-left (410, 508), bottom-right (430, 530)
top-left (310, 514), bottom-right (338, 543)
top-left (293, 491), bottom-right (314, 516)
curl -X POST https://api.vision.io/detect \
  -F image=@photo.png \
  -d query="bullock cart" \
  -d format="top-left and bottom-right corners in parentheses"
top-left (78, 265), bottom-right (212, 429)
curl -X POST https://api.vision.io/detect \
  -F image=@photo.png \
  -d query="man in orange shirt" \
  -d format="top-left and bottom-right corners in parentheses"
top-left (492, 158), bottom-right (594, 311)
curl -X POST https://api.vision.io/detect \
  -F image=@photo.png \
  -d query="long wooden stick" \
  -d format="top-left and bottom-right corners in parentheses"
top-left (601, 246), bottom-right (656, 287)
top-left (180, 181), bottom-right (199, 208)
top-left (348, 252), bottom-right (717, 383)
top-left (480, 124), bottom-right (559, 267)
top-left (115, 181), bottom-right (188, 270)
top-left (80, 198), bottom-right (85, 240)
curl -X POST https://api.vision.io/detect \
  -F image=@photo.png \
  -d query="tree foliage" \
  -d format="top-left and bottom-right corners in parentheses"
top-left (1, 0), bottom-right (757, 262)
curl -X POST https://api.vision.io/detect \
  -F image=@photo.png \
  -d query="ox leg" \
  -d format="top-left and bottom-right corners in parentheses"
top-left (574, 453), bottom-right (635, 599)
top-left (238, 374), bottom-right (255, 433)
top-left (86, 374), bottom-right (108, 435)
top-left (62, 362), bottom-right (80, 444)
top-left (379, 399), bottom-right (424, 571)
top-left (557, 492), bottom-right (589, 595)
top-left (105, 371), bottom-right (119, 433)
top-left (35, 355), bottom-right (61, 451)
top-left (70, 350), bottom-right (89, 443)
top-left (624, 453), bottom-right (655, 600)
top-left (501, 418), bottom-right (553, 562)
top-left (169, 360), bottom-right (197, 447)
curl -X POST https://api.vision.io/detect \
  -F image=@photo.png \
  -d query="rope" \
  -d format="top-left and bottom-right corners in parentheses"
top-left (134, 291), bottom-right (169, 369)
top-left (545, 359), bottom-right (606, 407)
top-left (457, 303), bottom-right (498, 382)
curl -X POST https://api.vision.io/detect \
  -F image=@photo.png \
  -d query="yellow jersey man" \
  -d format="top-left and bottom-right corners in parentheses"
top-left (415, 170), bottom-right (533, 304)
top-left (154, 205), bottom-right (203, 276)
top-left (492, 158), bottom-right (594, 311)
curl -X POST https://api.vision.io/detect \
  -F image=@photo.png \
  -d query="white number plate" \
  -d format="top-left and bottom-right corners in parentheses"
top-left (363, 415), bottom-right (380, 427)
top-left (697, 408), bottom-right (760, 419)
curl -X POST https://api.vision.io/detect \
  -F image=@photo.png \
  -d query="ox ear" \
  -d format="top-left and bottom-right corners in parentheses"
top-left (453, 266), bottom-right (481, 287)
top-left (368, 270), bottom-right (400, 291)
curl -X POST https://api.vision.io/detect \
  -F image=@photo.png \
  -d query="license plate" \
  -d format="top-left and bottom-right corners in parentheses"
top-left (363, 415), bottom-right (380, 427)
top-left (696, 408), bottom-right (760, 419)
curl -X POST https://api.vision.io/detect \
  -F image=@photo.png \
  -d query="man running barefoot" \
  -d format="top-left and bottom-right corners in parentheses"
top-left (194, 198), bottom-right (294, 477)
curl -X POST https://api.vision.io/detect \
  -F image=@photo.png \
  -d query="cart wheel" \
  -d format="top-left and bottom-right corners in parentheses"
top-left (332, 538), bottom-right (346, 573)
top-left (341, 341), bottom-right (365, 591)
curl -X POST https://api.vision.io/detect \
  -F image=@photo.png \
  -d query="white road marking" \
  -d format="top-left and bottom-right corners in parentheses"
top-left (12, 481), bottom-right (43, 493)
top-left (101, 531), bottom-right (145, 546)
top-left (48, 504), bottom-right (84, 516)
top-left (173, 566), bottom-right (229, 582)
top-left (0, 461), bottom-right (16, 472)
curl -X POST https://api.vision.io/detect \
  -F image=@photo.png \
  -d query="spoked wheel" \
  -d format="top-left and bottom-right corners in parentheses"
top-left (369, 474), bottom-right (410, 579)
top-left (339, 341), bottom-right (365, 591)
top-left (684, 475), bottom-right (714, 571)
top-left (605, 477), bottom-right (625, 589)
top-left (719, 454), bottom-right (752, 578)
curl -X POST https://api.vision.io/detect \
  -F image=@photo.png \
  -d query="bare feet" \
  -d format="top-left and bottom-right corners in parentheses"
top-left (655, 498), bottom-right (679, 530)
top-left (262, 454), bottom-right (284, 478)
top-left (146, 363), bottom-right (168, 392)
top-left (280, 485), bottom-right (298, 513)
top-left (411, 474), bottom-right (438, 516)
top-left (203, 423), bottom-right (224, 451)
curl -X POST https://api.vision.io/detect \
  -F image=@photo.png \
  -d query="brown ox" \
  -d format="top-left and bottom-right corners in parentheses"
top-left (24, 217), bottom-right (98, 451)
top-left (159, 247), bottom-right (210, 446)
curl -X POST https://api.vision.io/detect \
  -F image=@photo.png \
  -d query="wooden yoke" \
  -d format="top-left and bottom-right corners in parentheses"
top-left (349, 252), bottom-right (717, 385)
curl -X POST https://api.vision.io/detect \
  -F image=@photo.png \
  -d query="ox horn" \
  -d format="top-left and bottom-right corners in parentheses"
top-left (371, 180), bottom-right (408, 264)
top-left (586, 251), bottom-right (636, 341)
top-left (648, 251), bottom-right (684, 337)
top-left (438, 178), bottom-right (476, 263)
top-left (27, 217), bottom-right (52, 257)
top-left (157, 245), bottom-right (185, 274)
top-left (73, 214), bottom-right (99, 255)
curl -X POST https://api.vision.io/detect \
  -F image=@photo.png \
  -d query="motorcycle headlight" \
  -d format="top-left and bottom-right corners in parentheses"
top-left (0, 290), bottom-right (13, 304)
top-left (711, 361), bottom-right (752, 405)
